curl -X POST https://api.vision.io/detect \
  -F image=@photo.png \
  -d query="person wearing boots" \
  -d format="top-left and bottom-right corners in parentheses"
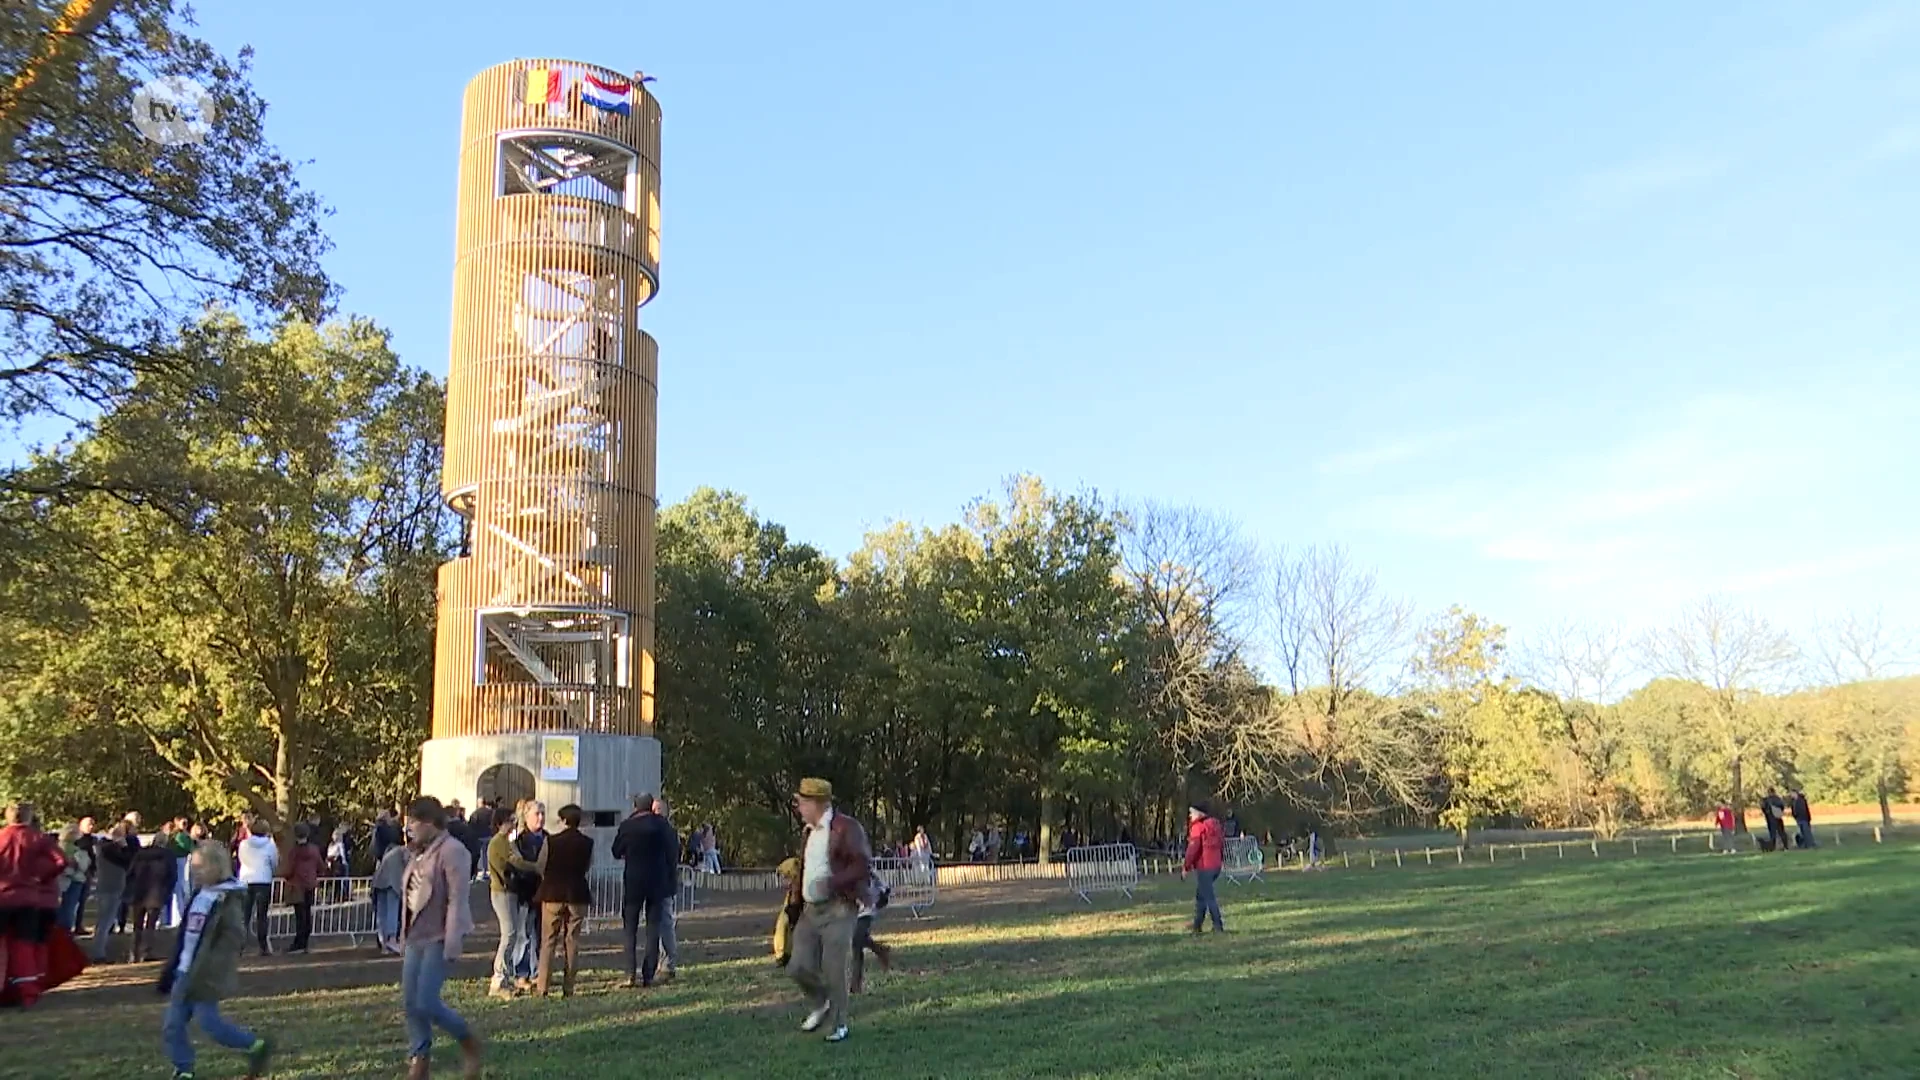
top-left (398, 797), bottom-right (482, 1079)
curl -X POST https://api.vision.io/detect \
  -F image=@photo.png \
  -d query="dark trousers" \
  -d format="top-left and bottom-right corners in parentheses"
top-left (621, 895), bottom-right (667, 984)
top-left (849, 913), bottom-right (892, 992)
top-left (244, 883), bottom-right (272, 951)
top-left (291, 889), bottom-right (314, 950)
top-left (1764, 817), bottom-right (1788, 852)
top-left (1192, 869), bottom-right (1225, 931)
top-left (1794, 819), bottom-right (1815, 847)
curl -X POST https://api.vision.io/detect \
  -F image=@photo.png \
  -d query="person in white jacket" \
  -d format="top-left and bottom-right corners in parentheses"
top-left (234, 818), bottom-right (279, 956)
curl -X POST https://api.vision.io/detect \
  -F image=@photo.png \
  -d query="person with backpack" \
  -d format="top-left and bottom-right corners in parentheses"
top-left (158, 840), bottom-right (272, 1080)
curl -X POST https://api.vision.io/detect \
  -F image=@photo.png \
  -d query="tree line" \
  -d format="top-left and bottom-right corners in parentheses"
top-left (0, 2), bottom-right (1914, 864)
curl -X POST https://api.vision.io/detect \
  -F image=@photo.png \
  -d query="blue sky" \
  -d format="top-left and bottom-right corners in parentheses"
top-left (166, 1), bottom-right (1917, 650)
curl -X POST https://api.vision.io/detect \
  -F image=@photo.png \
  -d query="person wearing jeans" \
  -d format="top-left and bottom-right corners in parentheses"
top-left (371, 842), bottom-right (408, 955)
top-left (485, 813), bottom-right (537, 998)
top-left (158, 841), bottom-right (271, 1080)
top-left (611, 793), bottom-right (678, 988)
top-left (1182, 800), bottom-right (1226, 934)
top-left (235, 818), bottom-right (279, 955)
top-left (399, 797), bottom-right (480, 1080)
top-left (510, 802), bottom-right (546, 984)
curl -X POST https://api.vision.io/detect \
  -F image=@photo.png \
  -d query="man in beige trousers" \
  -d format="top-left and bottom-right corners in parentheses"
top-left (788, 777), bottom-right (873, 1044)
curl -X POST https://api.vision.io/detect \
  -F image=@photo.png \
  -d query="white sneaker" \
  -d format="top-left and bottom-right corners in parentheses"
top-left (825, 1026), bottom-right (849, 1043)
top-left (801, 1005), bottom-right (831, 1033)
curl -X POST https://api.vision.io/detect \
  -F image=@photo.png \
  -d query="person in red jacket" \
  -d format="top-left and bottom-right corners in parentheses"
top-left (286, 824), bottom-right (325, 956)
top-left (0, 802), bottom-right (69, 1007)
top-left (1181, 800), bottom-right (1226, 935)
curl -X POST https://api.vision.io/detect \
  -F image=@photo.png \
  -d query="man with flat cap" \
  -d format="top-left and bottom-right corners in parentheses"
top-left (788, 777), bottom-right (872, 1043)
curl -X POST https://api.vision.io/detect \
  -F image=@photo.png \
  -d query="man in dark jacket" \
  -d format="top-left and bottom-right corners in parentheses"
top-left (611, 793), bottom-right (679, 988)
top-left (1761, 789), bottom-right (1790, 853)
top-left (788, 778), bottom-right (872, 1044)
top-left (1790, 789), bottom-right (1816, 847)
top-left (467, 802), bottom-right (494, 878)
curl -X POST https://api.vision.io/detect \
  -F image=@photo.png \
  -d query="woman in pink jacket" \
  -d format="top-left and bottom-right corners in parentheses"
top-left (399, 797), bottom-right (480, 1079)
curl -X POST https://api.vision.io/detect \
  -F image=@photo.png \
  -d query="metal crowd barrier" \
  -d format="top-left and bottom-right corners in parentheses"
top-left (1063, 843), bottom-right (1139, 903)
top-left (265, 876), bottom-right (378, 945)
top-left (585, 866), bottom-right (699, 934)
top-left (872, 855), bottom-right (937, 918)
top-left (1222, 836), bottom-right (1264, 884)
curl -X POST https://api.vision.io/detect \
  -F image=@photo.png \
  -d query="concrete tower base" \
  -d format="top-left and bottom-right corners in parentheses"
top-left (419, 732), bottom-right (660, 867)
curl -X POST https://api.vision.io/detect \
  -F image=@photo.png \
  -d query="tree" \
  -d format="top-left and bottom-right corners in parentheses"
top-left (0, 0), bottom-right (331, 435)
top-left (1812, 609), bottom-right (1916, 829)
top-left (1118, 502), bottom-right (1261, 794)
top-left (967, 476), bottom-right (1138, 863)
top-left (1638, 596), bottom-right (1800, 830)
top-left (1520, 621), bottom-right (1633, 837)
top-left (0, 314), bottom-right (447, 823)
top-left (1259, 545), bottom-right (1434, 823)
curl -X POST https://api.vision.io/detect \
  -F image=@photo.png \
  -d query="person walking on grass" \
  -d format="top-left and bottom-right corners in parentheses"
top-left (484, 811), bottom-right (538, 999)
top-left (789, 777), bottom-right (873, 1044)
top-left (611, 793), bottom-right (678, 990)
top-left (158, 841), bottom-right (272, 1080)
top-left (1182, 800), bottom-right (1226, 935)
top-left (849, 871), bottom-right (893, 995)
top-left (533, 804), bottom-right (593, 998)
top-left (399, 797), bottom-right (481, 1080)
top-left (235, 817), bottom-right (278, 955)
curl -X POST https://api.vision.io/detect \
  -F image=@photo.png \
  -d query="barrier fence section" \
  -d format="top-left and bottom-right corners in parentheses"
top-left (586, 866), bottom-right (699, 933)
top-left (1222, 836), bottom-right (1264, 884)
top-left (266, 877), bottom-right (377, 944)
top-left (872, 855), bottom-right (937, 917)
top-left (1064, 843), bottom-right (1139, 903)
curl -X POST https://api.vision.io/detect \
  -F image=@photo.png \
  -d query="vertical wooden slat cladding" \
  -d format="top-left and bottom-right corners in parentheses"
top-left (434, 59), bottom-right (660, 741)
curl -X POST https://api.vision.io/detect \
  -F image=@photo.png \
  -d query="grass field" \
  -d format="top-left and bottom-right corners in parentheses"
top-left (15, 843), bottom-right (1920, 1079)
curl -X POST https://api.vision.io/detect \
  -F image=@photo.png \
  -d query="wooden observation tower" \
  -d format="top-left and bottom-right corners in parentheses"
top-left (421, 58), bottom-right (663, 831)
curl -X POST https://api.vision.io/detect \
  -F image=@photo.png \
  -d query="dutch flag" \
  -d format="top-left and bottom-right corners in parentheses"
top-left (581, 72), bottom-right (635, 116)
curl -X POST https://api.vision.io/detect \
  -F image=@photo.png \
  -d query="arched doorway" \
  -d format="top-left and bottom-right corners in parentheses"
top-left (476, 763), bottom-right (537, 811)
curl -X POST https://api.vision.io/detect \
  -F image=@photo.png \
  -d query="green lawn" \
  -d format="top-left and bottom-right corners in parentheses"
top-left (16, 844), bottom-right (1920, 1079)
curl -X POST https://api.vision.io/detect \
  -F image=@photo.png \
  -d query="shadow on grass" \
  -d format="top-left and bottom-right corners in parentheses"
top-left (10, 845), bottom-right (1920, 1079)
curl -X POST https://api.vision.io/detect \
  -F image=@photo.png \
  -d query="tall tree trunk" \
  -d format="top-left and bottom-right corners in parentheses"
top-left (1038, 786), bottom-right (1054, 866)
top-left (1877, 774), bottom-right (1893, 832)
top-left (1730, 755), bottom-right (1746, 834)
top-left (273, 730), bottom-right (293, 824)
